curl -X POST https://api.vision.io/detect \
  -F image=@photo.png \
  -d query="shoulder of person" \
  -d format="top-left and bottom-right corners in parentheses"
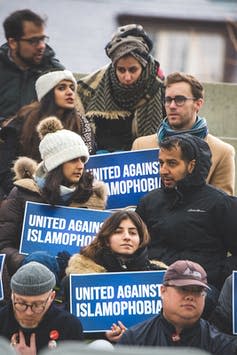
top-left (150, 259), bottom-right (168, 270)
top-left (132, 134), bottom-right (158, 150)
top-left (206, 134), bottom-right (235, 154)
top-left (13, 157), bottom-right (39, 193)
top-left (77, 65), bottom-right (109, 91)
top-left (66, 253), bottom-right (106, 275)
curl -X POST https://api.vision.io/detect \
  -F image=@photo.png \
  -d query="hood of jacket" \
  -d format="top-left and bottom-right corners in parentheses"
top-left (12, 156), bottom-right (108, 209)
top-left (163, 134), bottom-right (212, 191)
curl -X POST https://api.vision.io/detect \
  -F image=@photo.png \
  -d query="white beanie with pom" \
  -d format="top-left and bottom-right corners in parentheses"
top-left (37, 116), bottom-right (89, 172)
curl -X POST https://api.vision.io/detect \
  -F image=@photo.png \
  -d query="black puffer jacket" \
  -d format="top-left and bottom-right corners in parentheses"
top-left (118, 310), bottom-right (237, 354)
top-left (0, 42), bottom-right (64, 119)
top-left (136, 135), bottom-right (237, 289)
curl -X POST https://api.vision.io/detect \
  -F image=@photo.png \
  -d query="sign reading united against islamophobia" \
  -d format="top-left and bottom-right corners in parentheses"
top-left (0, 254), bottom-right (6, 300)
top-left (233, 271), bottom-right (237, 334)
top-left (70, 270), bottom-right (164, 332)
top-left (86, 149), bottom-right (160, 209)
top-left (19, 202), bottom-right (111, 256)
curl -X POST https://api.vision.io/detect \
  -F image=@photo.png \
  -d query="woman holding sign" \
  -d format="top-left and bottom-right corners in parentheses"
top-left (65, 210), bottom-right (167, 342)
top-left (0, 116), bottom-right (107, 281)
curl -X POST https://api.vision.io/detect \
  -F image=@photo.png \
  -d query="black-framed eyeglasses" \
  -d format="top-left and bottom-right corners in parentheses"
top-left (18, 35), bottom-right (49, 46)
top-left (165, 284), bottom-right (207, 296)
top-left (13, 292), bottom-right (51, 313)
top-left (164, 95), bottom-right (196, 107)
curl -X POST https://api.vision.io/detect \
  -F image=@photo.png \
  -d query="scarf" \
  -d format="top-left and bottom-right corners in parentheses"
top-left (157, 116), bottom-right (208, 143)
top-left (34, 163), bottom-right (76, 202)
top-left (82, 58), bottom-right (164, 137)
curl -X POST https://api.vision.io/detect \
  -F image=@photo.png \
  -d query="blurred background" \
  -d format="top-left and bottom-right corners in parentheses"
top-left (0, 0), bottom-right (237, 82)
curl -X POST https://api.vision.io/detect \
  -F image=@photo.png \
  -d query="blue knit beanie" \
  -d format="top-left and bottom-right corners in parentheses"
top-left (22, 251), bottom-right (60, 285)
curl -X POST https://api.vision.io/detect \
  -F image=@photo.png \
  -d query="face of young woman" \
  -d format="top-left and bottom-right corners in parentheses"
top-left (108, 218), bottom-right (140, 255)
top-left (54, 80), bottom-right (75, 109)
top-left (62, 157), bottom-right (86, 185)
top-left (115, 55), bottom-right (143, 86)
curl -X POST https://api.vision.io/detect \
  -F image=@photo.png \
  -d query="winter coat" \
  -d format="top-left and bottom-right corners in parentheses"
top-left (0, 43), bottom-right (64, 119)
top-left (77, 62), bottom-right (165, 152)
top-left (118, 310), bottom-right (237, 354)
top-left (209, 275), bottom-right (233, 335)
top-left (132, 132), bottom-right (235, 196)
top-left (0, 302), bottom-right (83, 352)
top-left (66, 247), bottom-right (167, 275)
top-left (0, 157), bottom-right (108, 276)
top-left (135, 135), bottom-right (237, 289)
top-left (64, 247), bottom-right (167, 314)
top-left (0, 108), bottom-right (95, 198)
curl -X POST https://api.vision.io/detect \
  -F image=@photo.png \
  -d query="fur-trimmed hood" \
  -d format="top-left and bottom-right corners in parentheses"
top-left (66, 252), bottom-right (167, 275)
top-left (66, 254), bottom-right (107, 275)
top-left (12, 156), bottom-right (108, 210)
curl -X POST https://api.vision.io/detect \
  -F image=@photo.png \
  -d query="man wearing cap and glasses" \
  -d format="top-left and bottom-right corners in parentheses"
top-left (132, 71), bottom-right (235, 196)
top-left (118, 260), bottom-right (237, 354)
top-left (0, 262), bottom-right (83, 354)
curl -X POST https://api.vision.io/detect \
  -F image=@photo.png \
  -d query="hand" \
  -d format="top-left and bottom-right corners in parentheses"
top-left (105, 321), bottom-right (127, 343)
top-left (11, 330), bottom-right (36, 355)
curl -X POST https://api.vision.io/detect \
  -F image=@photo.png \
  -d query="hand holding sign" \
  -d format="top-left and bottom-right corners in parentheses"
top-left (105, 321), bottom-right (127, 342)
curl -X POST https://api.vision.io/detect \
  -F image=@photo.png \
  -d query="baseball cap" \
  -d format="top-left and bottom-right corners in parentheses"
top-left (163, 260), bottom-right (210, 289)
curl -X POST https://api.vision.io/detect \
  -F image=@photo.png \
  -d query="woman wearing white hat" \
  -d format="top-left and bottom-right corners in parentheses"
top-left (0, 116), bottom-right (107, 280)
top-left (0, 69), bottom-right (95, 201)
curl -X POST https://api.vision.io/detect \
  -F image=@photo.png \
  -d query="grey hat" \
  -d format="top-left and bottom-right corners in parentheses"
top-left (105, 24), bottom-right (153, 66)
top-left (11, 261), bottom-right (56, 296)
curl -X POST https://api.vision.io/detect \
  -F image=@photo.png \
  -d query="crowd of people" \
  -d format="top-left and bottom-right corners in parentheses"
top-left (0, 7), bottom-right (237, 355)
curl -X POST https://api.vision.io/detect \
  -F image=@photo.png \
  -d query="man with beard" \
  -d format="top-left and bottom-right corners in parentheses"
top-left (135, 134), bottom-right (237, 293)
top-left (0, 9), bottom-right (64, 201)
top-left (132, 72), bottom-right (235, 196)
top-left (0, 9), bottom-right (64, 121)
top-left (0, 262), bottom-right (83, 353)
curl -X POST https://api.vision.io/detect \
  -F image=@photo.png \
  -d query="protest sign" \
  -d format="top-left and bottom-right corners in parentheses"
top-left (70, 270), bottom-right (164, 332)
top-left (233, 271), bottom-right (237, 334)
top-left (86, 149), bottom-right (160, 209)
top-left (0, 254), bottom-right (6, 300)
top-left (19, 202), bottom-right (111, 256)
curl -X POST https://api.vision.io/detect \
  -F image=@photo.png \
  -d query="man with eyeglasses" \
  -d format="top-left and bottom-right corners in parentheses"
top-left (132, 71), bottom-right (235, 196)
top-left (0, 262), bottom-right (83, 353)
top-left (0, 9), bottom-right (64, 201)
top-left (118, 260), bottom-right (237, 354)
top-left (0, 9), bottom-right (64, 121)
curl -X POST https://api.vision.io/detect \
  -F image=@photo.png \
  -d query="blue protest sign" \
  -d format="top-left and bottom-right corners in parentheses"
top-left (70, 270), bottom-right (164, 332)
top-left (233, 271), bottom-right (237, 334)
top-left (0, 254), bottom-right (6, 300)
top-left (19, 202), bottom-right (111, 256)
top-left (86, 149), bottom-right (160, 209)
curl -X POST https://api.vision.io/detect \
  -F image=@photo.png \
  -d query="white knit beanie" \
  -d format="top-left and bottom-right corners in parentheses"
top-left (35, 70), bottom-right (77, 101)
top-left (37, 116), bottom-right (89, 172)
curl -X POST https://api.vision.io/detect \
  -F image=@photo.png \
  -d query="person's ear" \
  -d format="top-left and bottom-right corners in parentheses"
top-left (160, 284), bottom-right (167, 299)
top-left (195, 98), bottom-right (204, 113)
top-left (50, 290), bottom-right (56, 302)
top-left (8, 37), bottom-right (18, 51)
top-left (188, 159), bottom-right (196, 173)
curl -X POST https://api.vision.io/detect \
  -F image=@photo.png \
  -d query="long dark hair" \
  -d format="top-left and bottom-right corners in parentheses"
top-left (81, 210), bottom-right (150, 260)
top-left (19, 89), bottom-right (82, 161)
top-left (41, 165), bottom-right (94, 205)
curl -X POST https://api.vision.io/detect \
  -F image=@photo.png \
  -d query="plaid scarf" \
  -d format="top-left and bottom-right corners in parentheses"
top-left (80, 58), bottom-right (165, 137)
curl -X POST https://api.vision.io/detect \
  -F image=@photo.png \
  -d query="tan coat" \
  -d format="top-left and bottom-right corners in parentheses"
top-left (132, 133), bottom-right (235, 195)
